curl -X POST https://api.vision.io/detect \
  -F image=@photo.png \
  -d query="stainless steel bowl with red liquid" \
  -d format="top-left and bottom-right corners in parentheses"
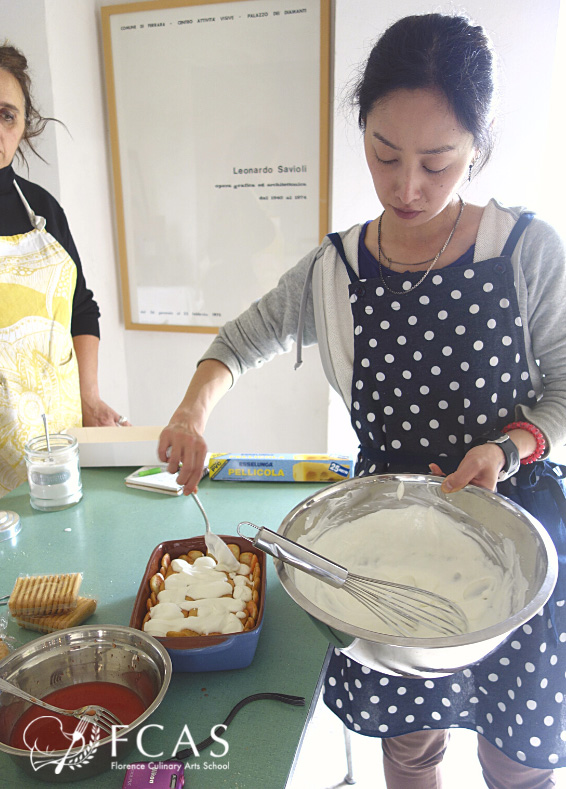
top-left (0, 624), bottom-right (171, 782)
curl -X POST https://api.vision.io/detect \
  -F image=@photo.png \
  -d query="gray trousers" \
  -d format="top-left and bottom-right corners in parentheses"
top-left (382, 730), bottom-right (556, 789)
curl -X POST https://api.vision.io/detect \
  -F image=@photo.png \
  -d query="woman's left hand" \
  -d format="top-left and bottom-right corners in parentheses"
top-left (73, 336), bottom-right (131, 427)
top-left (429, 443), bottom-right (507, 493)
top-left (81, 397), bottom-right (132, 427)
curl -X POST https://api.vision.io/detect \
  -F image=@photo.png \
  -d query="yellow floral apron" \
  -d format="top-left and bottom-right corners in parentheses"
top-left (0, 181), bottom-right (82, 496)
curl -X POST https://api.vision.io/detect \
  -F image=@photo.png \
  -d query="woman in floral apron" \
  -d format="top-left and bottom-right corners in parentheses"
top-left (158, 13), bottom-right (566, 788)
top-left (0, 44), bottom-right (129, 496)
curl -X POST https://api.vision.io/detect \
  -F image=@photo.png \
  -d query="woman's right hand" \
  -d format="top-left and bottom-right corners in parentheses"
top-left (158, 420), bottom-right (208, 495)
top-left (157, 359), bottom-right (233, 494)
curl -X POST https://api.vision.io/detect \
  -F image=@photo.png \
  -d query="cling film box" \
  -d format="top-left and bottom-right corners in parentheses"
top-left (208, 453), bottom-right (353, 483)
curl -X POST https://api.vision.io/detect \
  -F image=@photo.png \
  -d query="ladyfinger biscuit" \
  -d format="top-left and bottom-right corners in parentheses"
top-left (8, 573), bottom-right (83, 617)
top-left (15, 597), bottom-right (97, 633)
top-left (0, 639), bottom-right (10, 661)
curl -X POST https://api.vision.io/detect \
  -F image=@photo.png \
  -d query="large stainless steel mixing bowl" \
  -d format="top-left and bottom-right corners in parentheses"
top-left (0, 625), bottom-right (171, 782)
top-left (275, 474), bottom-right (558, 678)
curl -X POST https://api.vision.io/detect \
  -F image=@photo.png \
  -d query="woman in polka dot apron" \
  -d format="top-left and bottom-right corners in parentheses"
top-left (323, 212), bottom-right (566, 786)
top-left (159, 13), bottom-right (566, 788)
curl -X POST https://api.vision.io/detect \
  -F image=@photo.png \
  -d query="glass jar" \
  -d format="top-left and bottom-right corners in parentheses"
top-left (24, 434), bottom-right (82, 511)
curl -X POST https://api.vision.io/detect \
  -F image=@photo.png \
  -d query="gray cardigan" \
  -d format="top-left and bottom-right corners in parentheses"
top-left (201, 199), bottom-right (566, 454)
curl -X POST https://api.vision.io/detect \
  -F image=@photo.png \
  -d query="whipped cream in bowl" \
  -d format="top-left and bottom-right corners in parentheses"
top-left (274, 474), bottom-right (558, 677)
top-left (294, 498), bottom-right (527, 638)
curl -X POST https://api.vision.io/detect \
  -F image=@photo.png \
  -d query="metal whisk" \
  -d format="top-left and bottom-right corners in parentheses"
top-left (237, 522), bottom-right (468, 637)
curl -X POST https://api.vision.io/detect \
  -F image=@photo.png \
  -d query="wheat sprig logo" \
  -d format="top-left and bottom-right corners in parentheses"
top-left (23, 715), bottom-right (102, 773)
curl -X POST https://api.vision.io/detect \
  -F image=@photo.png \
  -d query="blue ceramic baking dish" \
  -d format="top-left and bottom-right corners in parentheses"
top-left (130, 536), bottom-right (266, 672)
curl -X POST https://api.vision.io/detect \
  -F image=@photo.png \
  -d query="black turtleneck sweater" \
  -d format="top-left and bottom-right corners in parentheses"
top-left (0, 164), bottom-right (100, 337)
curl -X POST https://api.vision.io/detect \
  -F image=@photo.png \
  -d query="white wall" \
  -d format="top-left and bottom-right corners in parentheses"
top-left (0, 0), bottom-right (561, 458)
top-left (331, 0), bottom-right (561, 231)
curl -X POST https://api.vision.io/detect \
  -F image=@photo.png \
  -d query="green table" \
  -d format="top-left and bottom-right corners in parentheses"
top-left (0, 469), bottom-right (330, 788)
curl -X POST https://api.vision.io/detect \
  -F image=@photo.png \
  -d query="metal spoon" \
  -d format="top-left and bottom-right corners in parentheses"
top-left (41, 413), bottom-right (51, 456)
top-left (191, 492), bottom-right (211, 535)
top-left (190, 493), bottom-right (239, 570)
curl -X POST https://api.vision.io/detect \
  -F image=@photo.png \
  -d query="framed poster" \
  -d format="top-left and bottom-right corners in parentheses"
top-left (101, 0), bottom-right (331, 332)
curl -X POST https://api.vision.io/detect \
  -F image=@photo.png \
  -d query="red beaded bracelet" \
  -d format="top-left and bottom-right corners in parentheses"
top-left (502, 421), bottom-right (546, 464)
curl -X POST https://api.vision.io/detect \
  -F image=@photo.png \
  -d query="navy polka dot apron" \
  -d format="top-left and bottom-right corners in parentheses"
top-left (323, 214), bottom-right (566, 769)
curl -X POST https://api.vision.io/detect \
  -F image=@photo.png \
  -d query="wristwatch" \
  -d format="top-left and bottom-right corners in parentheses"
top-left (473, 430), bottom-right (520, 481)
